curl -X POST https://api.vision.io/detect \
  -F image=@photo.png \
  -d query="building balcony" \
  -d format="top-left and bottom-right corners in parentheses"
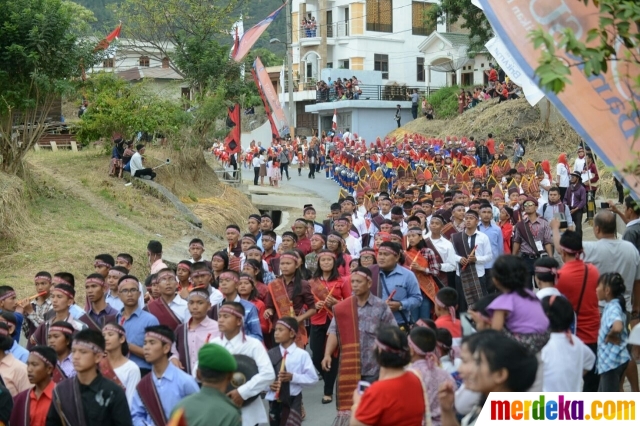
top-left (299, 26), bottom-right (320, 47)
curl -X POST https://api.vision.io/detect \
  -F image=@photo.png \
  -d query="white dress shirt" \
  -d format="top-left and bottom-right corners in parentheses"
top-left (351, 213), bottom-right (368, 237)
top-left (452, 231), bottom-right (493, 277)
top-left (199, 333), bottom-right (275, 426)
top-left (168, 294), bottom-right (190, 322)
top-left (542, 332), bottom-right (595, 392)
top-left (344, 234), bottom-right (362, 259)
top-left (265, 344), bottom-right (318, 400)
top-left (424, 235), bottom-right (457, 273)
top-left (209, 287), bottom-right (224, 307)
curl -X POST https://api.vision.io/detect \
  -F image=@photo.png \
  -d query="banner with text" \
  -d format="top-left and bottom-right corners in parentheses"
top-left (478, 0), bottom-right (640, 194)
top-left (253, 57), bottom-right (289, 137)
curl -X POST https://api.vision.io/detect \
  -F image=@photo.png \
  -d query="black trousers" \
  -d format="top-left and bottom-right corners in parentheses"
top-left (571, 210), bottom-right (584, 239)
top-left (134, 168), bottom-right (156, 180)
top-left (455, 274), bottom-right (487, 313)
top-left (310, 320), bottom-right (338, 396)
top-left (253, 167), bottom-right (260, 185)
top-left (614, 177), bottom-right (624, 204)
top-left (280, 162), bottom-right (290, 179)
top-left (558, 186), bottom-right (567, 201)
top-left (308, 163), bottom-right (315, 178)
top-left (520, 254), bottom-right (536, 289)
top-left (411, 104), bottom-right (418, 119)
top-left (583, 342), bottom-right (600, 391)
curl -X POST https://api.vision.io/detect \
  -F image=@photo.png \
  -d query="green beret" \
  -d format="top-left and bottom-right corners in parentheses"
top-left (198, 343), bottom-right (237, 372)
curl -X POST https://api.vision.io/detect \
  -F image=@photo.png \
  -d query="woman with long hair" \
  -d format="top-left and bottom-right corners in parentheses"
top-left (498, 206), bottom-right (514, 254)
top-left (101, 322), bottom-right (141, 405)
top-left (238, 273), bottom-right (270, 338)
top-left (405, 227), bottom-right (441, 321)
top-left (358, 247), bottom-right (377, 268)
top-left (292, 248), bottom-right (312, 280)
top-left (305, 233), bottom-right (327, 276)
top-left (242, 259), bottom-right (268, 301)
top-left (326, 232), bottom-right (352, 277)
top-left (211, 251), bottom-right (229, 289)
top-left (264, 251), bottom-right (317, 348)
top-left (309, 250), bottom-right (352, 404)
top-left (350, 325), bottom-right (429, 426)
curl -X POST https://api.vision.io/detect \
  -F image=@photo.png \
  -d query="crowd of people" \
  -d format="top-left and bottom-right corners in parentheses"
top-left (109, 139), bottom-right (158, 181)
top-left (316, 77), bottom-right (362, 103)
top-left (301, 16), bottom-right (317, 38)
top-left (3, 125), bottom-right (640, 425)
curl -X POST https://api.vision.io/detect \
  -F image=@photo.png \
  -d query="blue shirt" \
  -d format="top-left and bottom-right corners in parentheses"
top-left (106, 292), bottom-right (124, 312)
top-left (8, 340), bottom-right (29, 363)
top-left (219, 297), bottom-right (263, 342)
top-left (69, 304), bottom-right (86, 320)
top-left (379, 264), bottom-right (422, 324)
top-left (88, 303), bottom-right (119, 325)
top-left (116, 306), bottom-right (159, 369)
top-left (131, 362), bottom-right (200, 425)
top-left (478, 222), bottom-right (504, 269)
top-left (597, 299), bottom-right (631, 374)
top-left (11, 312), bottom-right (23, 343)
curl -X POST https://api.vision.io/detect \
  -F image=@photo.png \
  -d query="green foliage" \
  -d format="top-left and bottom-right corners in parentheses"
top-left (61, 1), bottom-right (97, 35)
top-left (427, 0), bottom-right (492, 55)
top-left (427, 86), bottom-right (464, 119)
top-left (530, 0), bottom-right (640, 140)
top-left (0, 0), bottom-right (98, 174)
top-left (245, 48), bottom-right (284, 68)
top-left (75, 73), bottom-right (191, 144)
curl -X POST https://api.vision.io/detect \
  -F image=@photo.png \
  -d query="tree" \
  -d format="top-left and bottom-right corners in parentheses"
top-left (427, 0), bottom-right (493, 55)
top-left (0, 0), bottom-right (97, 175)
top-left (75, 73), bottom-right (191, 144)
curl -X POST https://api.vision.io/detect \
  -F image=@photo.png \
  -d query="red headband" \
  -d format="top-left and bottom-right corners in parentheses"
top-left (352, 271), bottom-right (370, 280)
top-left (145, 331), bottom-right (172, 345)
top-left (72, 340), bottom-right (103, 354)
top-left (35, 275), bottom-right (51, 283)
top-left (51, 287), bottom-right (73, 299)
top-left (189, 243), bottom-right (204, 249)
top-left (52, 277), bottom-right (71, 286)
top-left (276, 319), bottom-right (297, 335)
top-left (280, 253), bottom-right (299, 262)
top-left (31, 351), bottom-right (54, 368)
top-left (85, 278), bottom-right (105, 287)
top-left (102, 325), bottom-right (125, 336)
top-left (0, 291), bottom-right (16, 302)
top-left (317, 252), bottom-right (337, 259)
top-left (220, 272), bottom-right (238, 282)
top-left (116, 256), bottom-right (130, 264)
top-left (94, 260), bottom-right (111, 269)
top-left (177, 263), bottom-right (191, 271)
top-left (190, 270), bottom-right (212, 278)
top-left (378, 246), bottom-right (398, 255)
top-left (435, 297), bottom-right (458, 324)
top-left (49, 325), bottom-right (74, 336)
top-left (118, 278), bottom-right (138, 288)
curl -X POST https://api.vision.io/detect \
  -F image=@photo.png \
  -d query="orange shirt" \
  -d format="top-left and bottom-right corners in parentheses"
top-left (29, 380), bottom-right (55, 426)
top-left (435, 315), bottom-right (462, 339)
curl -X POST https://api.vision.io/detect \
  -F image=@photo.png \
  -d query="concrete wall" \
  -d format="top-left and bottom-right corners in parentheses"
top-left (241, 120), bottom-right (273, 150)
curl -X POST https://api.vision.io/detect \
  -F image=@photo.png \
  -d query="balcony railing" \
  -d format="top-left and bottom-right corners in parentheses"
top-left (298, 21), bottom-right (350, 40)
top-left (314, 84), bottom-right (441, 102)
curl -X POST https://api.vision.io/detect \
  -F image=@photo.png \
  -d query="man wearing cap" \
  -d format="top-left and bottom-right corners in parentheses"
top-left (512, 197), bottom-right (553, 287)
top-left (171, 344), bottom-right (242, 426)
top-left (564, 171), bottom-right (586, 239)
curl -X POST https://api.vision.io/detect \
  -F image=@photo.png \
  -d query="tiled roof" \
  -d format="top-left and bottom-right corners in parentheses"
top-left (439, 32), bottom-right (471, 46)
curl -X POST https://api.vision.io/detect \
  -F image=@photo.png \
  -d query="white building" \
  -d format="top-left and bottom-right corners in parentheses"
top-left (89, 39), bottom-right (189, 101)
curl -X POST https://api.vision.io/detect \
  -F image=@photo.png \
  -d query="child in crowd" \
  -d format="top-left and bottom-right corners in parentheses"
top-left (1, 311), bottom-right (29, 362)
top-left (534, 257), bottom-right (562, 300)
top-left (266, 317), bottom-right (318, 425)
top-left (238, 274), bottom-right (270, 338)
top-left (486, 256), bottom-right (550, 353)
top-left (101, 322), bottom-right (141, 405)
top-left (10, 345), bottom-right (57, 426)
top-left (408, 326), bottom-right (455, 426)
top-left (105, 266), bottom-right (129, 312)
top-left (48, 329), bottom-right (132, 426)
top-left (47, 321), bottom-right (76, 383)
top-left (434, 288), bottom-right (461, 347)
top-left (541, 295), bottom-right (595, 392)
top-left (596, 272), bottom-right (631, 392)
top-left (272, 159), bottom-right (281, 187)
top-left (19, 271), bottom-right (53, 340)
top-left (0, 286), bottom-right (23, 343)
top-left (436, 328), bottom-right (460, 384)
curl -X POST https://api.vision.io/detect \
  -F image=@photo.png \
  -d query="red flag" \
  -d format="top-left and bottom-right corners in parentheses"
top-left (332, 109), bottom-right (337, 131)
top-left (95, 24), bottom-right (122, 52)
top-left (167, 408), bottom-right (188, 426)
top-left (224, 104), bottom-right (241, 155)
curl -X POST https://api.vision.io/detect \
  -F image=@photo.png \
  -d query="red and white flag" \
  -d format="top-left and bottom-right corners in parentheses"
top-left (94, 23), bottom-right (122, 52)
top-left (332, 109), bottom-right (337, 131)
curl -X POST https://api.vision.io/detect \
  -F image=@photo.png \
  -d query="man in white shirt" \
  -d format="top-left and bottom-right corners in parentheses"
top-left (425, 215), bottom-right (457, 288)
top-left (450, 210), bottom-right (493, 312)
top-left (573, 146), bottom-right (587, 183)
top-left (129, 144), bottom-right (156, 180)
top-left (201, 303), bottom-right (275, 426)
top-left (342, 128), bottom-right (351, 141)
top-left (334, 215), bottom-right (362, 258)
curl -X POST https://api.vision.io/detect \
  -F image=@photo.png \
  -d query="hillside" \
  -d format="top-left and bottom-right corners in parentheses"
top-left (0, 146), bottom-right (257, 297)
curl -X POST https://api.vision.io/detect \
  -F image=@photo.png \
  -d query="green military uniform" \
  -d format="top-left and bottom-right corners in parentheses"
top-left (170, 343), bottom-right (241, 426)
top-left (172, 386), bottom-right (241, 426)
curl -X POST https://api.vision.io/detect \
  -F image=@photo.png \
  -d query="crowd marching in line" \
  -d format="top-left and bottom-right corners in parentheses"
top-left (2, 130), bottom-right (640, 426)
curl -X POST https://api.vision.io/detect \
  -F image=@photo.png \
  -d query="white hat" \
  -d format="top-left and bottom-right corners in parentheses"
top-left (629, 323), bottom-right (640, 346)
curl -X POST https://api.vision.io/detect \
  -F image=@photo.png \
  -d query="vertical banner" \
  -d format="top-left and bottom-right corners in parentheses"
top-left (478, 0), bottom-right (640, 193)
top-left (224, 104), bottom-right (241, 154)
top-left (253, 57), bottom-right (289, 137)
top-left (232, 3), bottom-right (286, 62)
top-left (251, 68), bottom-right (281, 139)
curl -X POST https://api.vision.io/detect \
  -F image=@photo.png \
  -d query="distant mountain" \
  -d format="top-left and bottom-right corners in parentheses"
top-left (75, 0), bottom-right (286, 55)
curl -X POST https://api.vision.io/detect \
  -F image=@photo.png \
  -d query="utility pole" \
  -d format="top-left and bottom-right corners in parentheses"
top-left (285, 0), bottom-right (295, 138)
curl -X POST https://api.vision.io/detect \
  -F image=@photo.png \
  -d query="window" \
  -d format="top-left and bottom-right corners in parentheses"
top-left (327, 62), bottom-right (333, 69)
top-left (103, 58), bottom-right (114, 68)
top-left (417, 57), bottom-right (425, 82)
top-left (162, 57), bottom-right (170, 69)
top-left (412, 2), bottom-right (435, 36)
top-left (139, 56), bottom-right (150, 67)
top-left (341, 59), bottom-right (350, 69)
top-left (366, 0), bottom-right (392, 33)
top-left (374, 54), bottom-right (389, 79)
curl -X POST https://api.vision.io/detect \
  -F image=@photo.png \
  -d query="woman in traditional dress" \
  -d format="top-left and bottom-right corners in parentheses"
top-left (238, 273), bottom-right (270, 338)
top-left (326, 232), bottom-right (352, 277)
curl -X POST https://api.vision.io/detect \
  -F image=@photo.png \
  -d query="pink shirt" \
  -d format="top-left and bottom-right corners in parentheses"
top-left (150, 258), bottom-right (168, 275)
top-left (171, 316), bottom-right (219, 373)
